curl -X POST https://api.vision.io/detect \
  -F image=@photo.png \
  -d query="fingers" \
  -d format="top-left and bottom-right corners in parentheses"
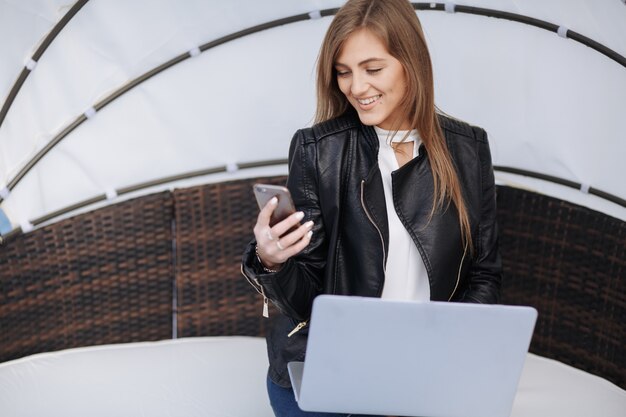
top-left (270, 222), bottom-right (314, 264)
top-left (256, 218), bottom-right (314, 267)
top-left (253, 195), bottom-right (316, 269)
top-left (271, 210), bottom-right (304, 238)
top-left (276, 220), bottom-right (314, 254)
top-left (256, 197), bottom-right (277, 230)
top-left (253, 197), bottom-right (278, 242)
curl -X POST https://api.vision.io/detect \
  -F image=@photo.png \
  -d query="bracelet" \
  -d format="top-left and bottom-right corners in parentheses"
top-left (255, 245), bottom-right (279, 273)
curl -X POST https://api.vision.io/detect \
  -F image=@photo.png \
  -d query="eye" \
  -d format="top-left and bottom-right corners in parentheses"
top-left (336, 70), bottom-right (351, 78)
top-left (366, 68), bottom-right (382, 74)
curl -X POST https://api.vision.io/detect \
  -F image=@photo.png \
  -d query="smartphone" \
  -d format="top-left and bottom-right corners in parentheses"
top-left (253, 183), bottom-right (296, 227)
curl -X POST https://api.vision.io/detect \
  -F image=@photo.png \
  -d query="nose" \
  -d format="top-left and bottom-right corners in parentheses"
top-left (350, 72), bottom-right (369, 97)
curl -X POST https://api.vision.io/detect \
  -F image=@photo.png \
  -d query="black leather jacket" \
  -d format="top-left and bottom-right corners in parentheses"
top-left (242, 111), bottom-right (502, 387)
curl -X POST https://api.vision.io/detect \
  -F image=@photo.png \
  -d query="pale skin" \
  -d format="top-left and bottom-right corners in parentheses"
top-left (254, 197), bottom-right (313, 270)
top-left (255, 28), bottom-right (413, 269)
top-left (335, 28), bottom-right (414, 168)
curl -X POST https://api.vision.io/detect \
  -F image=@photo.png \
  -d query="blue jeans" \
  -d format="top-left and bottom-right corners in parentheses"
top-left (266, 375), bottom-right (380, 417)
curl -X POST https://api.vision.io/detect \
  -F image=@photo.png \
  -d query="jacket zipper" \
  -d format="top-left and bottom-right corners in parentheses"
top-left (448, 243), bottom-right (467, 301)
top-left (288, 320), bottom-right (308, 337)
top-left (273, 194), bottom-right (465, 335)
top-left (360, 180), bottom-right (387, 274)
top-left (289, 180), bottom-right (387, 338)
top-left (240, 265), bottom-right (270, 318)
top-left (241, 264), bottom-right (310, 334)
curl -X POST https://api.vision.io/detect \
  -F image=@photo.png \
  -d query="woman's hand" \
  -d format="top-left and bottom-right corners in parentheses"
top-left (253, 197), bottom-right (314, 270)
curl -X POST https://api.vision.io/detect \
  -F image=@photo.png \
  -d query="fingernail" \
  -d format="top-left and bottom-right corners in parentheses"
top-left (307, 230), bottom-right (313, 238)
top-left (270, 197), bottom-right (278, 205)
top-left (295, 211), bottom-right (304, 220)
top-left (305, 221), bottom-right (314, 228)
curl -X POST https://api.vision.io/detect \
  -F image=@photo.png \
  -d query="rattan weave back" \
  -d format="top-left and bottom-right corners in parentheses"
top-left (173, 177), bottom-right (285, 338)
top-left (0, 192), bottom-right (174, 362)
top-left (497, 186), bottom-right (625, 388)
top-left (1, 177), bottom-right (623, 388)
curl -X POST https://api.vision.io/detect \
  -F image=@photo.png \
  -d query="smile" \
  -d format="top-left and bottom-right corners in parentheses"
top-left (357, 94), bottom-right (382, 105)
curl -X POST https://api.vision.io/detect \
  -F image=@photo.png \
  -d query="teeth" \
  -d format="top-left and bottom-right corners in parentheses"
top-left (358, 95), bottom-right (381, 105)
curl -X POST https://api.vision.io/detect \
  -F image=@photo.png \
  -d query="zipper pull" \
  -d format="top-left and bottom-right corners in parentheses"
top-left (263, 297), bottom-right (269, 318)
top-left (288, 321), bottom-right (308, 337)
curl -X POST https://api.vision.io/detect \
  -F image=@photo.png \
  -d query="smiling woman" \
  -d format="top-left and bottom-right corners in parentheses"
top-left (241, 1), bottom-right (502, 416)
top-left (334, 29), bottom-right (409, 130)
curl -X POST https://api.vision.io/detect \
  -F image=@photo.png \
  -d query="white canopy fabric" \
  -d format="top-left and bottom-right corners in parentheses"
top-left (1, 0), bottom-right (625, 232)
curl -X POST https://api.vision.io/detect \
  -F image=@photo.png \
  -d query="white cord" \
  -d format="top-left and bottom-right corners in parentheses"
top-left (105, 188), bottom-right (118, 200)
top-left (26, 58), bottom-right (38, 71)
top-left (579, 183), bottom-right (590, 194)
top-left (226, 162), bottom-right (239, 173)
top-left (20, 219), bottom-right (34, 233)
top-left (84, 107), bottom-right (97, 119)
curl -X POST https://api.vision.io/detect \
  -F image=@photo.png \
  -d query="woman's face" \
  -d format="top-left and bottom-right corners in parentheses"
top-left (335, 28), bottom-right (409, 130)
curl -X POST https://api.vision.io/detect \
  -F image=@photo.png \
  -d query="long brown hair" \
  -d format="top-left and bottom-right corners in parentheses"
top-left (315, 0), bottom-right (472, 253)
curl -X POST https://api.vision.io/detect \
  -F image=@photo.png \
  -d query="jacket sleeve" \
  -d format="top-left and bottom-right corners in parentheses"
top-left (241, 129), bottom-right (327, 321)
top-left (457, 128), bottom-right (502, 304)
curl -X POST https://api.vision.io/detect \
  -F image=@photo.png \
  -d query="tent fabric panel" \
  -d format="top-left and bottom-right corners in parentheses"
top-left (0, 18), bottom-right (326, 229)
top-left (0, 0), bottom-right (341, 183)
top-left (2, 3), bottom-right (625, 228)
top-left (425, 11), bottom-right (626, 202)
top-left (0, 0), bottom-right (71, 103)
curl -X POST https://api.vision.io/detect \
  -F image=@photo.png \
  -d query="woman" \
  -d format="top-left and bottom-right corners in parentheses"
top-left (242, 0), bottom-right (502, 415)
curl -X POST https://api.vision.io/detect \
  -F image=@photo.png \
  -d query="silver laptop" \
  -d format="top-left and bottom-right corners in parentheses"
top-left (287, 295), bottom-right (537, 417)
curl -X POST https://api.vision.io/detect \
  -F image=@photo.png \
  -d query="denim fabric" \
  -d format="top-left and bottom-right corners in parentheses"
top-left (267, 375), bottom-right (346, 417)
top-left (266, 376), bottom-right (381, 417)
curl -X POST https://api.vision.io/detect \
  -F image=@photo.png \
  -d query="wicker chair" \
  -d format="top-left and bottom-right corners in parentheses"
top-left (1, 176), bottom-right (623, 389)
top-left (497, 186), bottom-right (625, 388)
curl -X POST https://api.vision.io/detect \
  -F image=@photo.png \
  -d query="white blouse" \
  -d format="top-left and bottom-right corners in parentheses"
top-left (374, 126), bottom-right (430, 302)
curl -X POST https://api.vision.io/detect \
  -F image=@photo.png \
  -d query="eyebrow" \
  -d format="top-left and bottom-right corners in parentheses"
top-left (334, 57), bottom-right (386, 67)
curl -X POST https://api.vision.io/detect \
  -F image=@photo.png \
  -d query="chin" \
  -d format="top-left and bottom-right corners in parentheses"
top-left (355, 112), bottom-right (382, 127)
